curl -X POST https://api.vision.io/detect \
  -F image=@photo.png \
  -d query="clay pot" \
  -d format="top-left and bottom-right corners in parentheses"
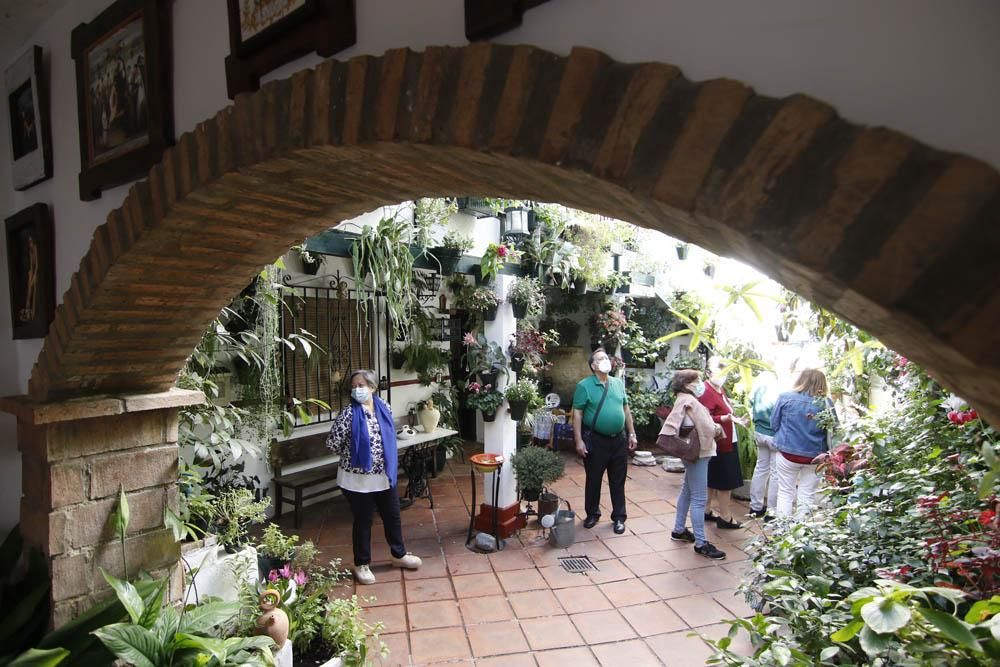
top-left (419, 400), bottom-right (441, 433)
top-left (256, 589), bottom-right (290, 649)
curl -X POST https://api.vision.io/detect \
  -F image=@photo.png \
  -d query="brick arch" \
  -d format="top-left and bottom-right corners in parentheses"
top-left (31, 44), bottom-right (1000, 422)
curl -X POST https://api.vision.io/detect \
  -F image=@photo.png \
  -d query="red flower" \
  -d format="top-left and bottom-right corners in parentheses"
top-left (497, 245), bottom-right (509, 258)
top-left (978, 509), bottom-right (996, 527)
top-left (948, 410), bottom-right (961, 424)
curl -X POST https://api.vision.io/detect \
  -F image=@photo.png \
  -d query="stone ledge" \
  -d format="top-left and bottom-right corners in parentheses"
top-left (0, 388), bottom-right (205, 425)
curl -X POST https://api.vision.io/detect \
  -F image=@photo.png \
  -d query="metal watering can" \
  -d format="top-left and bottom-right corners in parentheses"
top-left (540, 499), bottom-right (576, 548)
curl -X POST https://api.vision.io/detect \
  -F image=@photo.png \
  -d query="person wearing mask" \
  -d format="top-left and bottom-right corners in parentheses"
top-left (700, 357), bottom-right (746, 529)
top-left (771, 369), bottom-right (835, 519)
top-left (573, 347), bottom-right (638, 534)
top-left (326, 370), bottom-right (422, 584)
top-left (661, 369), bottom-right (726, 560)
top-left (748, 374), bottom-right (781, 518)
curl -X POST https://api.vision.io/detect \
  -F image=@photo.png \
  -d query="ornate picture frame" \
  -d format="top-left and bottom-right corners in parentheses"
top-left (5, 203), bottom-right (55, 340)
top-left (71, 0), bottom-right (173, 201)
top-left (225, 0), bottom-right (356, 99)
top-left (5, 45), bottom-right (53, 191)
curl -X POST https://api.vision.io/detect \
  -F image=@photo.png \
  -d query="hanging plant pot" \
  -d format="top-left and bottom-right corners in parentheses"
top-left (615, 273), bottom-right (631, 294)
top-left (517, 430), bottom-right (532, 449)
top-left (621, 348), bottom-right (635, 364)
top-left (480, 369), bottom-right (499, 388)
top-left (539, 377), bottom-right (554, 394)
top-left (301, 256), bottom-right (321, 275)
top-left (508, 400), bottom-right (529, 421)
top-left (474, 266), bottom-right (495, 286)
top-left (573, 279), bottom-right (587, 296)
top-left (704, 264), bottom-right (716, 279)
top-left (590, 339), bottom-right (602, 352)
top-left (510, 353), bottom-right (526, 374)
top-left (511, 302), bottom-right (529, 319)
top-left (431, 248), bottom-right (462, 276)
top-left (521, 488), bottom-right (541, 502)
top-left (482, 305), bottom-right (498, 321)
top-left (481, 408), bottom-right (497, 422)
top-left (676, 244), bottom-right (690, 260)
top-left (391, 350), bottom-right (405, 370)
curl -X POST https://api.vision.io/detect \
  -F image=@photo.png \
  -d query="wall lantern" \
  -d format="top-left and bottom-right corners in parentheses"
top-left (502, 206), bottom-right (531, 237)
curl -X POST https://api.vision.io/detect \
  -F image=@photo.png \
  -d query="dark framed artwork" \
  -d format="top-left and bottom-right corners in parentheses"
top-left (225, 0), bottom-right (356, 99)
top-left (71, 0), bottom-right (173, 201)
top-left (5, 46), bottom-right (53, 190)
top-left (5, 203), bottom-right (54, 340)
top-left (465, 0), bottom-right (550, 41)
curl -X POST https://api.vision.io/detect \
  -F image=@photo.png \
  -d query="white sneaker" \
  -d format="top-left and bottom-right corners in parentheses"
top-left (353, 564), bottom-right (376, 585)
top-left (391, 553), bottom-right (422, 570)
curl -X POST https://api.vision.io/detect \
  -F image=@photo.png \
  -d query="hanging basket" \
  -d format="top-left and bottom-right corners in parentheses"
top-left (676, 245), bottom-right (689, 260)
top-left (301, 256), bottom-right (321, 275)
top-left (432, 248), bottom-right (462, 276)
top-left (573, 279), bottom-right (587, 295)
top-left (481, 408), bottom-right (497, 423)
top-left (474, 267), bottom-right (495, 286)
top-left (482, 305), bottom-right (498, 321)
top-left (391, 350), bottom-right (405, 370)
top-left (511, 302), bottom-right (528, 319)
top-left (508, 400), bottom-right (529, 421)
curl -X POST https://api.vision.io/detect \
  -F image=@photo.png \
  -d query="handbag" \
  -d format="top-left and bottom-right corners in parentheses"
top-left (657, 432), bottom-right (699, 463)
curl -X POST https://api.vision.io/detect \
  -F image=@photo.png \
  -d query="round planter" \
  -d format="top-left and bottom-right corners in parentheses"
top-left (508, 400), bottom-right (529, 421)
top-left (510, 354), bottom-right (526, 374)
top-left (482, 305), bottom-right (498, 321)
top-left (521, 488), bottom-right (541, 502)
top-left (481, 408), bottom-right (497, 423)
top-left (511, 302), bottom-right (529, 319)
top-left (573, 279), bottom-right (588, 295)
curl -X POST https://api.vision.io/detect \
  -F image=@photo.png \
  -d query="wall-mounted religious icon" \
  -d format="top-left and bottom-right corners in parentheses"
top-left (5, 203), bottom-right (55, 339)
top-left (5, 46), bottom-right (53, 190)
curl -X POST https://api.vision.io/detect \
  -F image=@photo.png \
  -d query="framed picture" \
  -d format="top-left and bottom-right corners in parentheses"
top-left (5, 203), bottom-right (54, 340)
top-left (5, 46), bottom-right (53, 190)
top-left (225, 0), bottom-right (356, 99)
top-left (465, 0), bottom-right (550, 41)
top-left (71, 0), bottom-right (173, 201)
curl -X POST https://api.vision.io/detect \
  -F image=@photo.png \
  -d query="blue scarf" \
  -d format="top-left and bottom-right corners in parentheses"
top-left (350, 396), bottom-right (398, 487)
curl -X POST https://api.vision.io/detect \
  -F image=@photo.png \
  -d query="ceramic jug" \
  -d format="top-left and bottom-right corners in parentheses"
top-left (255, 589), bottom-right (289, 648)
top-left (419, 399), bottom-right (441, 433)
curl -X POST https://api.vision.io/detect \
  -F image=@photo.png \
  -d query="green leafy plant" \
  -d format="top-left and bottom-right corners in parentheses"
top-left (349, 214), bottom-right (419, 343)
top-left (439, 229), bottom-right (473, 253)
top-left (504, 378), bottom-right (544, 410)
top-left (257, 524), bottom-right (298, 561)
top-left (510, 446), bottom-right (565, 494)
top-left (413, 198), bottom-right (457, 248)
top-left (402, 341), bottom-right (449, 386)
top-left (213, 489), bottom-right (270, 552)
top-left (455, 286), bottom-right (500, 313)
top-left (507, 277), bottom-right (546, 316)
top-left (464, 382), bottom-right (505, 414)
top-left (461, 332), bottom-right (507, 379)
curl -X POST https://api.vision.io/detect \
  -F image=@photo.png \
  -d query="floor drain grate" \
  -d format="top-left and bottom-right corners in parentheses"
top-left (558, 555), bottom-right (598, 573)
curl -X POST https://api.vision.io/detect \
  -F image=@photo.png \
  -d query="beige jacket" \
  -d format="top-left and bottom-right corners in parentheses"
top-left (660, 393), bottom-right (718, 459)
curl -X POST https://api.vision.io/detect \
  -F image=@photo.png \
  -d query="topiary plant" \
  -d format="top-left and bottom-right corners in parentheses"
top-left (510, 446), bottom-right (565, 495)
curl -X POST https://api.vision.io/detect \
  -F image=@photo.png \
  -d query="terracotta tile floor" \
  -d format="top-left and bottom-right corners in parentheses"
top-left (280, 448), bottom-right (759, 665)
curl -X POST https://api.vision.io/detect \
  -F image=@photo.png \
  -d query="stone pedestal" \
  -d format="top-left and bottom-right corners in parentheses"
top-left (0, 388), bottom-right (204, 627)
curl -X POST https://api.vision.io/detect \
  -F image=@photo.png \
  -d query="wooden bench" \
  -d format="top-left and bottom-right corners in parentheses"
top-left (270, 425), bottom-right (460, 528)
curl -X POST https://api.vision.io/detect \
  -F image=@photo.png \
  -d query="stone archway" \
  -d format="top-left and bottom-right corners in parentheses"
top-left (28, 43), bottom-right (1000, 422)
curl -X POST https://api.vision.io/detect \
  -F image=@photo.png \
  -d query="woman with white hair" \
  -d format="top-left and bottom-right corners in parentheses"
top-left (326, 369), bottom-right (422, 584)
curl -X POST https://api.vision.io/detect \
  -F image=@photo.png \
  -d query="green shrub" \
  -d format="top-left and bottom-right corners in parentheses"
top-left (510, 446), bottom-right (565, 493)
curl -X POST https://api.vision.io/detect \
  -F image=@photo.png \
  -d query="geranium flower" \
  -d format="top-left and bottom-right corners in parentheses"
top-left (468, 382), bottom-right (482, 393)
top-left (497, 245), bottom-right (509, 258)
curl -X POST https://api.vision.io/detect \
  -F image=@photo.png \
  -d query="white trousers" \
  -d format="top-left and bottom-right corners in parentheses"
top-left (775, 453), bottom-right (820, 520)
top-left (749, 432), bottom-right (778, 512)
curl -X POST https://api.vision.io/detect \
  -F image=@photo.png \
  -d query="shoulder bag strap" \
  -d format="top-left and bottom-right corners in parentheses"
top-left (589, 381), bottom-right (611, 433)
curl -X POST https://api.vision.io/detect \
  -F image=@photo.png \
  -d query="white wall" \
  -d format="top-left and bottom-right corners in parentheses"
top-left (1, 0), bottom-right (998, 533)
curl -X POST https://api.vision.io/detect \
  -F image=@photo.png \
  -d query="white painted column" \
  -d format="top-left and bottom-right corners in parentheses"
top-left (481, 273), bottom-right (518, 508)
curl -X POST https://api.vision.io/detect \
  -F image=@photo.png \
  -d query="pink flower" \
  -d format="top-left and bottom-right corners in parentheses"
top-left (294, 570), bottom-right (309, 586)
top-left (497, 245), bottom-right (509, 258)
top-left (463, 332), bottom-right (477, 346)
top-left (268, 569), bottom-right (279, 583)
top-left (279, 563), bottom-right (292, 580)
top-left (468, 382), bottom-right (481, 393)
top-left (485, 384), bottom-right (492, 391)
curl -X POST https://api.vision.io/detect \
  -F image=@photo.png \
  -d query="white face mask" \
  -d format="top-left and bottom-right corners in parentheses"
top-left (595, 359), bottom-right (612, 374)
top-left (690, 381), bottom-right (706, 398)
top-left (351, 387), bottom-right (371, 403)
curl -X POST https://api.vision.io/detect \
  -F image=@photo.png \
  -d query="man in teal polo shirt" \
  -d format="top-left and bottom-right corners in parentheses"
top-left (573, 347), bottom-right (637, 534)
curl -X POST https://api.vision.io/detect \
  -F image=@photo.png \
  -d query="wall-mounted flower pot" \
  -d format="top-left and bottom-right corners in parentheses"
top-left (510, 353), bottom-right (526, 373)
top-left (474, 266), bottom-right (494, 286)
top-left (508, 400), bottom-right (529, 421)
top-left (676, 245), bottom-right (689, 260)
top-left (481, 408), bottom-right (497, 422)
top-left (539, 377), bottom-right (554, 394)
top-left (703, 264), bottom-right (716, 279)
top-left (621, 349), bottom-right (635, 364)
top-left (480, 370), bottom-right (499, 388)
top-left (511, 302), bottom-right (528, 319)
top-left (482, 305), bottom-right (498, 321)
top-left (633, 272), bottom-right (656, 287)
top-left (573, 280), bottom-right (587, 296)
top-left (301, 256), bottom-right (321, 275)
top-left (431, 248), bottom-right (462, 276)
top-left (391, 350), bottom-right (405, 370)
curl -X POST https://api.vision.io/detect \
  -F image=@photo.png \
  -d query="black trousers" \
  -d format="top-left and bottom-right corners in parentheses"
top-left (583, 430), bottom-right (628, 522)
top-left (341, 487), bottom-right (407, 566)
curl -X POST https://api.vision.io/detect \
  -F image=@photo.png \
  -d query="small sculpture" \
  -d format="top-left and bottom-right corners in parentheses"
top-left (255, 588), bottom-right (289, 649)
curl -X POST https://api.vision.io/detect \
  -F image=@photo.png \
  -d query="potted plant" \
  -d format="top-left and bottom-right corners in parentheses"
top-left (507, 276), bottom-right (546, 319)
top-left (465, 381), bottom-right (505, 422)
top-left (390, 346), bottom-right (405, 370)
top-left (257, 522), bottom-right (299, 580)
top-left (703, 260), bottom-right (717, 278)
top-left (508, 327), bottom-right (553, 377)
top-left (592, 308), bottom-right (627, 350)
top-left (457, 286), bottom-right (501, 321)
top-left (601, 272), bottom-right (631, 294)
top-left (402, 341), bottom-right (449, 385)
top-left (547, 245), bottom-right (581, 291)
top-left (462, 332), bottom-right (508, 385)
top-left (477, 242), bottom-right (518, 284)
top-left (292, 244), bottom-right (321, 275)
top-left (676, 242), bottom-right (690, 260)
top-left (510, 446), bottom-right (565, 501)
top-left (430, 229), bottom-right (473, 276)
top-left (213, 488), bottom-right (270, 553)
top-left (505, 378), bottom-right (544, 421)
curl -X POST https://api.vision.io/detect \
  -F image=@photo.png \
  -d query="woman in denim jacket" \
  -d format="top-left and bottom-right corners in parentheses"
top-left (771, 369), bottom-right (835, 519)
